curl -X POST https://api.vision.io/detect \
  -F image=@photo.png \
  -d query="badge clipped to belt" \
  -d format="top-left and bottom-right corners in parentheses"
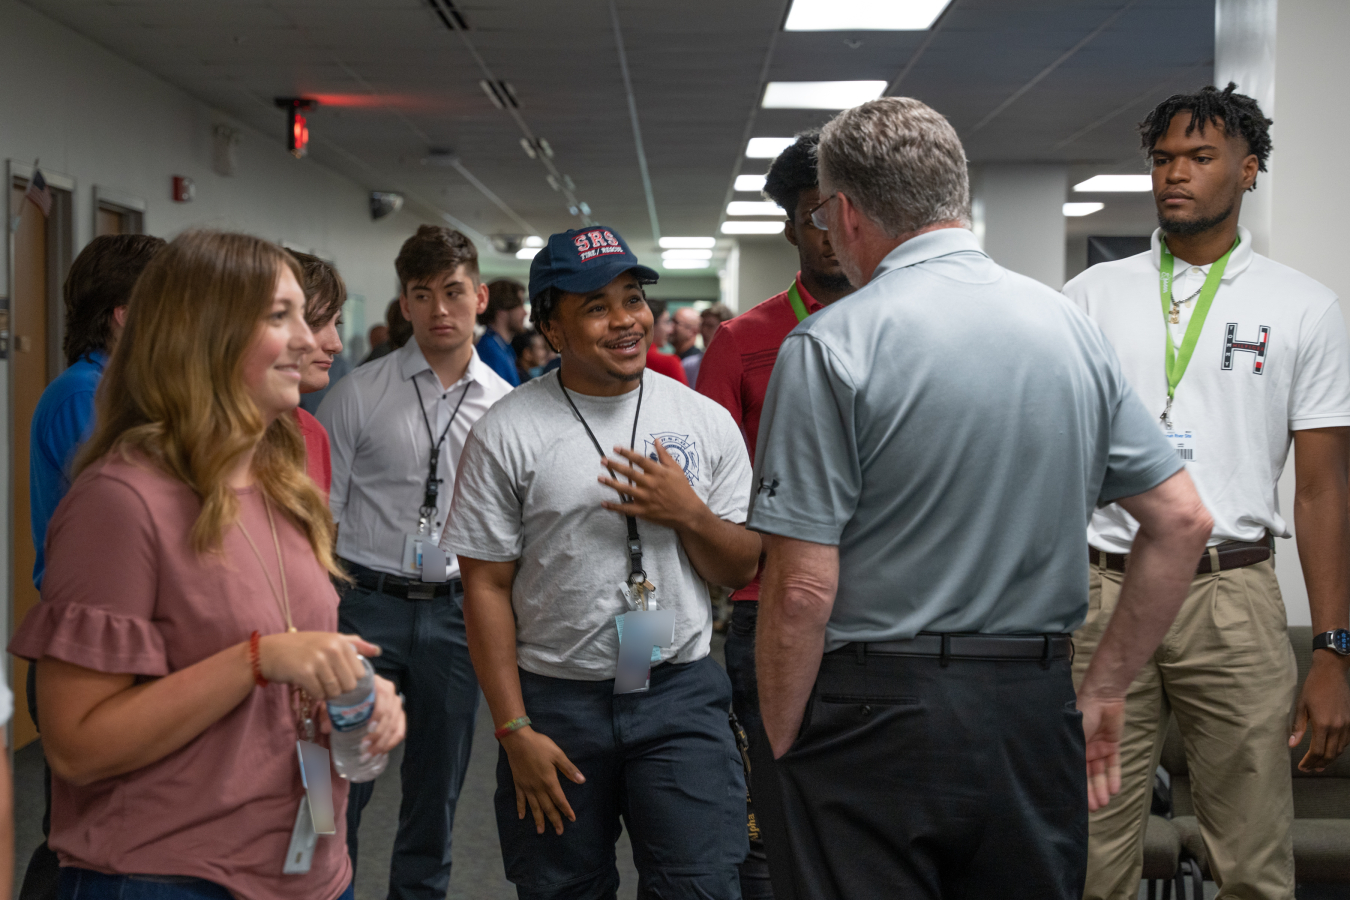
top-left (559, 377), bottom-right (673, 694)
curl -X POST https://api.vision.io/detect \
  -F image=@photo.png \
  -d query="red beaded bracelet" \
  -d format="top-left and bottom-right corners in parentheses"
top-left (494, 716), bottom-right (531, 740)
top-left (249, 631), bottom-right (269, 687)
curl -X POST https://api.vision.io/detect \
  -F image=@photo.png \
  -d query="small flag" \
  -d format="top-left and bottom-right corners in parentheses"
top-left (25, 167), bottom-right (52, 219)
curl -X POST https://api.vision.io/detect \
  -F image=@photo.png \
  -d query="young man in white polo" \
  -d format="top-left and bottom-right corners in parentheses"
top-left (1067, 83), bottom-right (1350, 899)
top-left (317, 225), bottom-right (514, 900)
top-left (446, 226), bottom-right (760, 899)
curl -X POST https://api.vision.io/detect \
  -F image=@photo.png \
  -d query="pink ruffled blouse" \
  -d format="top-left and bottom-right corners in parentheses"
top-left (9, 453), bottom-right (351, 900)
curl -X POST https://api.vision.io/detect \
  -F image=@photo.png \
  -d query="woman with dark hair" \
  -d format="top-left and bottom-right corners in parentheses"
top-left (10, 230), bottom-right (405, 900)
top-left (289, 251), bottom-right (347, 493)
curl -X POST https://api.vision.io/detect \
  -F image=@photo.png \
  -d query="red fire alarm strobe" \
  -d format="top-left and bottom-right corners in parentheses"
top-left (275, 97), bottom-right (319, 159)
top-left (172, 176), bottom-right (195, 202)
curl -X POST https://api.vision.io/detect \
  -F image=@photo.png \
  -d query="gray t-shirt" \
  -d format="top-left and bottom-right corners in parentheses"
top-left (445, 369), bottom-right (754, 680)
top-left (747, 228), bottom-right (1182, 650)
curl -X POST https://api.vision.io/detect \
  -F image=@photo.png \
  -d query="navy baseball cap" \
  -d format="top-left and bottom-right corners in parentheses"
top-left (528, 226), bottom-right (659, 301)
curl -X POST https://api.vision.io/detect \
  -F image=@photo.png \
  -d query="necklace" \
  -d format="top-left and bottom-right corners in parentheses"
top-left (239, 493), bottom-right (315, 739)
top-left (1168, 285), bottom-right (1204, 325)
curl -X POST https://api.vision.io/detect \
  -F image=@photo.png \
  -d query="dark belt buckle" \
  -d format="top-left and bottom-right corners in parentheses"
top-left (406, 582), bottom-right (436, 600)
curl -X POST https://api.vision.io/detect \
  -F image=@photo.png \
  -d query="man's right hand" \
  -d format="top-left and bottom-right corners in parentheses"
top-left (500, 727), bottom-right (586, 835)
top-left (1078, 693), bottom-right (1125, 812)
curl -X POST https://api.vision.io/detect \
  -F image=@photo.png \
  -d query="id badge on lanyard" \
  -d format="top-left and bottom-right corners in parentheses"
top-left (285, 705), bottom-right (334, 874)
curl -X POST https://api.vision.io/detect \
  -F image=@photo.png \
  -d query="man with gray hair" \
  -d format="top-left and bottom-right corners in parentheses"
top-left (747, 96), bottom-right (1214, 898)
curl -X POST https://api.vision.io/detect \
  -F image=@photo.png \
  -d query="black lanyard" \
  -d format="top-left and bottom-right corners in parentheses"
top-left (412, 377), bottom-right (472, 526)
top-left (559, 376), bottom-right (646, 586)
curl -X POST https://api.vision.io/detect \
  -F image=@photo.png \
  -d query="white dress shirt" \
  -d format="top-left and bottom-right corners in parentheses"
top-left (317, 340), bottom-right (514, 578)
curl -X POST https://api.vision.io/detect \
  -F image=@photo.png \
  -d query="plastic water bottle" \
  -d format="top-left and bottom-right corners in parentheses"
top-left (326, 656), bottom-right (388, 783)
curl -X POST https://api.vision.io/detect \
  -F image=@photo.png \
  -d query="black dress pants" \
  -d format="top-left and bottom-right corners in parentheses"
top-left (753, 648), bottom-right (1087, 900)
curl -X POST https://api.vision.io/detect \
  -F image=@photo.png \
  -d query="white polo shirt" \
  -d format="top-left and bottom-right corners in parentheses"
top-left (317, 341), bottom-right (514, 578)
top-left (1065, 225), bottom-right (1350, 553)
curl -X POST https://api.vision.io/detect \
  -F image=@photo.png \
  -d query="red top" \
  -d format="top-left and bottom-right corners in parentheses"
top-left (295, 407), bottom-right (332, 495)
top-left (696, 274), bottom-right (823, 601)
top-left (10, 454), bottom-right (350, 900)
top-left (645, 346), bottom-right (689, 385)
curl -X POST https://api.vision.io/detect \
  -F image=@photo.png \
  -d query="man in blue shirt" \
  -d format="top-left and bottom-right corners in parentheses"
top-left (475, 278), bottom-right (527, 386)
top-left (21, 233), bottom-right (164, 900)
top-left (31, 234), bottom-right (165, 589)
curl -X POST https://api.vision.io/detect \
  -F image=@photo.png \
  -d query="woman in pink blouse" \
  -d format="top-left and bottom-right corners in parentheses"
top-left (289, 250), bottom-right (345, 495)
top-left (11, 231), bottom-right (405, 900)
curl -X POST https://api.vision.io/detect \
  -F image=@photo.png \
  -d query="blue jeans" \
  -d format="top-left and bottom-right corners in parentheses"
top-left (57, 869), bottom-right (354, 900)
top-left (497, 656), bottom-right (746, 900)
top-left (723, 602), bottom-right (775, 900)
top-left (338, 574), bottom-right (479, 900)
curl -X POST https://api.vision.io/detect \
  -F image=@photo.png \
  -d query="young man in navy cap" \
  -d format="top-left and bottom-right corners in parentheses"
top-left (446, 226), bottom-right (760, 898)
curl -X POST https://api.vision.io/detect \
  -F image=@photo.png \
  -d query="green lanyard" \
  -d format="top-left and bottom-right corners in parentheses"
top-left (1157, 236), bottom-right (1239, 428)
top-left (787, 280), bottom-right (809, 323)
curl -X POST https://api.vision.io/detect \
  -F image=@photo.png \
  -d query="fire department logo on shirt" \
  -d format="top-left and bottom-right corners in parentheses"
top-left (646, 432), bottom-right (700, 485)
top-left (573, 229), bottom-right (625, 262)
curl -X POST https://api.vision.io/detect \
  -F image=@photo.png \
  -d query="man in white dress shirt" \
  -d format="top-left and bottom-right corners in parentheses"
top-left (317, 225), bottom-right (513, 900)
top-left (1067, 84), bottom-right (1350, 900)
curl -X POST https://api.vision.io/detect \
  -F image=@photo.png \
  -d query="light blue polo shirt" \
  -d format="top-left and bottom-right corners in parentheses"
top-left (748, 228), bottom-right (1181, 648)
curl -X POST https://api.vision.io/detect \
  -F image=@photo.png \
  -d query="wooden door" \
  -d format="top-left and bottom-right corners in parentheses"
top-left (95, 205), bottom-right (123, 236)
top-left (10, 180), bottom-right (50, 749)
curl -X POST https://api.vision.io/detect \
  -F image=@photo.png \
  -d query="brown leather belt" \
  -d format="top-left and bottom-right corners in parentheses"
top-left (1088, 538), bottom-right (1272, 576)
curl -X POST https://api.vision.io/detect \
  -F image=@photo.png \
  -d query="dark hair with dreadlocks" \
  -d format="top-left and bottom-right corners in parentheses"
top-left (762, 130), bottom-right (821, 219)
top-left (1139, 82), bottom-right (1273, 190)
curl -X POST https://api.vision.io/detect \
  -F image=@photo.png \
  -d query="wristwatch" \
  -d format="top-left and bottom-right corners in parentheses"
top-left (1312, 629), bottom-right (1350, 656)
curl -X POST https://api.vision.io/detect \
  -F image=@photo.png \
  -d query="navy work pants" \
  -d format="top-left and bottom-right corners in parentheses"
top-left (497, 656), bottom-right (747, 900)
top-left (339, 578), bottom-right (479, 900)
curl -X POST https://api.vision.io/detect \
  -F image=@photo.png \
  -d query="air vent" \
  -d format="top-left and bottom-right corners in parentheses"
top-left (427, 0), bottom-right (469, 31)
top-left (479, 79), bottom-right (519, 110)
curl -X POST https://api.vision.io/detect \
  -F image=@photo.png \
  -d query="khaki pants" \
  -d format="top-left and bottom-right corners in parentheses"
top-left (1073, 558), bottom-right (1297, 900)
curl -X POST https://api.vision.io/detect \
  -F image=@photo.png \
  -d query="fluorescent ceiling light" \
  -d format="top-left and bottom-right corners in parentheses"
top-left (523, 235), bottom-right (544, 248)
top-left (659, 236), bottom-right (716, 249)
top-left (663, 249), bottom-right (714, 260)
top-left (1063, 202), bottom-right (1105, 217)
top-left (746, 137), bottom-right (795, 158)
top-left (663, 259), bottom-right (711, 270)
top-left (735, 174), bottom-right (767, 193)
top-left (727, 201), bottom-right (784, 217)
top-left (721, 221), bottom-right (786, 235)
top-left (1073, 175), bottom-right (1151, 192)
top-left (515, 248), bottom-right (540, 260)
top-left (784, 0), bottom-right (953, 30)
top-left (762, 81), bottom-right (887, 110)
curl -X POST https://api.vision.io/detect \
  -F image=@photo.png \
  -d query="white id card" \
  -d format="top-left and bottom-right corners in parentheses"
top-left (283, 797), bottom-right (317, 874)
top-left (296, 740), bottom-right (336, 835)
top-left (1164, 429), bottom-right (1198, 463)
top-left (402, 534), bottom-right (449, 581)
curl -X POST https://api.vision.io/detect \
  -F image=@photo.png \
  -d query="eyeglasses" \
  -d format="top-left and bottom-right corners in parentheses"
top-left (807, 192), bottom-right (840, 231)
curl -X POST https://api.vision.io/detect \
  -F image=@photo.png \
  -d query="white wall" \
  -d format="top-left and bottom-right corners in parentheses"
top-left (973, 164), bottom-right (1067, 289)
top-left (0, 0), bottom-right (441, 648)
top-left (1263, 0), bottom-right (1350, 628)
top-left (734, 235), bottom-right (801, 311)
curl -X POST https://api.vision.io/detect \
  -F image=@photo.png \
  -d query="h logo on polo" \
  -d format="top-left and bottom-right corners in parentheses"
top-left (1222, 323), bottom-right (1270, 374)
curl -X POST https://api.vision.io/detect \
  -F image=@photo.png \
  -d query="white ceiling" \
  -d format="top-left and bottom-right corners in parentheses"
top-left (23, 0), bottom-right (1214, 270)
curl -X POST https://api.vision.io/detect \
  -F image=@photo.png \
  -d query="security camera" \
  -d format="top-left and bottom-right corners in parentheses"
top-left (370, 192), bottom-right (404, 221)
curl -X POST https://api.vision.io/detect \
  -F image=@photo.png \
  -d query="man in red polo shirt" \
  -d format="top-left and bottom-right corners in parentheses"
top-left (695, 129), bottom-right (853, 899)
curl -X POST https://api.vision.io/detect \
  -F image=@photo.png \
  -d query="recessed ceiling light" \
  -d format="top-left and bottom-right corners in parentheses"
top-left (515, 248), bottom-right (540, 260)
top-left (727, 201), bottom-right (784, 217)
top-left (659, 236), bottom-right (716, 249)
top-left (762, 81), bottom-right (887, 110)
top-left (663, 259), bottom-right (711, 270)
top-left (523, 235), bottom-right (544, 248)
top-left (746, 137), bottom-right (796, 158)
top-left (1073, 175), bottom-right (1152, 192)
top-left (735, 174), bottom-right (767, 193)
top-left (784, 0), bottom-right (953, 30)
top-left (721, 221), bottom-right (786, 235)
top-left (663, 249), bottom-right (714, 260)
top-left (1063, 202), bottom-right (1105, 217)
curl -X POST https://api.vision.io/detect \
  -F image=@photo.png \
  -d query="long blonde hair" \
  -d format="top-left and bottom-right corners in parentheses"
top-left (77, 230), bottom-right (340, 575)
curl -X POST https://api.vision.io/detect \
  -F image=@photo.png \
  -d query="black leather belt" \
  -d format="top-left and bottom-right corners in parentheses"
top-left (340, 559), bottom-right (461, 601)
top-left (833, 632), bottom-right (1072, 663)
top-left (1089, 537), bottom-right (1271, 576)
